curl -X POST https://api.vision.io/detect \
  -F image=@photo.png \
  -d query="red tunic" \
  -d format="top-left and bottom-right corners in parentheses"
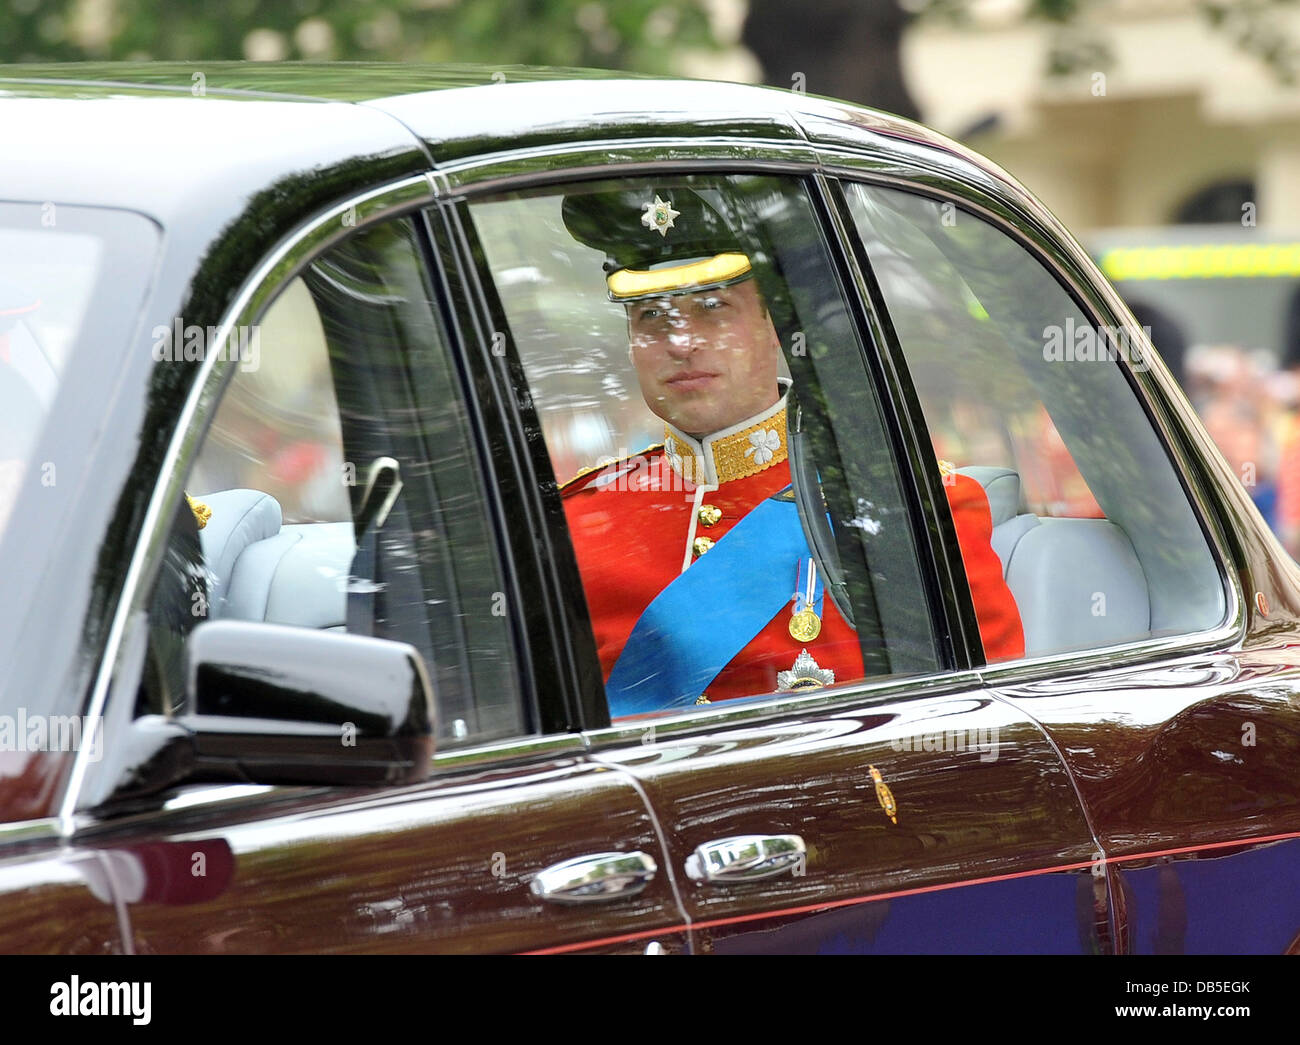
top-left (942, 467), bottom-right (1026, 662)
top-left (562, 433), bottom-right (1023, 713)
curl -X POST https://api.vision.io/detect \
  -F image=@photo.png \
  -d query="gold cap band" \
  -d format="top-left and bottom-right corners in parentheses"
top-left (607, 252), bottom-right (752, 302)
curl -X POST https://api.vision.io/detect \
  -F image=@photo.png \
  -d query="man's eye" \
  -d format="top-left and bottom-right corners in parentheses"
top-left (639, 308), bottom-right (664, 320)
top-left (701, 297), bottom-right (725, 310)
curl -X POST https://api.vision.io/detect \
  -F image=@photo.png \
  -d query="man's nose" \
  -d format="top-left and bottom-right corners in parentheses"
top-left (664, 313), bottom-right (701, 356)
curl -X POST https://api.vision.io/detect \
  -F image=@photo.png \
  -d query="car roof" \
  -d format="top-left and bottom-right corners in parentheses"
top-left (0, 62), bottom-right (1009, 220)
top-left (0, 61), bottom-right (652, 102)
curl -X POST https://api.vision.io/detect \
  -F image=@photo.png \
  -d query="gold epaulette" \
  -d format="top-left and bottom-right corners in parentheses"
top-left (185, 493), bottom-right (211, 530)
top-left (561, 443), bottom-right (663, 492)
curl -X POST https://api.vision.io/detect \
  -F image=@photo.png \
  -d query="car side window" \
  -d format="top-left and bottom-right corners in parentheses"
top-left (844, 181), bottom-right (1228, 659)
top-left (465, 174), bottom-right (943, 721)
top-left (144, 216), bottom-right (523, 745)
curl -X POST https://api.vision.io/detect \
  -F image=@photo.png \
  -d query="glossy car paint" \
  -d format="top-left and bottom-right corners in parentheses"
top-left (588, 691), bottom-right (1104, 954)
top-left (80, 761), bottom-right (687, 954)
top-left (802, 100), bottom-right (1300, 953)
top-left (0, 64), bottom-right (1295, 953)
top-left (976, 272), bottom-right (1300, 952)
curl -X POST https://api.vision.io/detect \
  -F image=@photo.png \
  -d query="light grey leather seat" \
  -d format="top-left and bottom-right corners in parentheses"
top-left (195, 489), bottom-right (353, 629)
top-left (195, 489), bottom-right (281, 619)
top-left (959, 466), bottom-right (1039, 576)
top-left (958, 466), bottom-right (1151, 657)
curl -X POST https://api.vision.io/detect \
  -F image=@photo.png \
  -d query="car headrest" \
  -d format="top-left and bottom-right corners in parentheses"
top-left (956, 466), bottom-right (1021, 528)
top-left (194, 490), bottom-right (283, 614)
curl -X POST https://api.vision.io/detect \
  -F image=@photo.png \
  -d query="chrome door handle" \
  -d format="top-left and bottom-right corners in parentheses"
top-left (685, 834), bottom-right (806, 883)
top-left (530, 851), bottom-right (658, 903)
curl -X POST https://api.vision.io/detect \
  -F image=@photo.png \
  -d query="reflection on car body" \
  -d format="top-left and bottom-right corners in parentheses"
top-left (0, 63), bottom-right (1297, 955)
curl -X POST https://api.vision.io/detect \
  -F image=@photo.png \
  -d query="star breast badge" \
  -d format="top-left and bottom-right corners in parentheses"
top-left (776, 649), bottom-right (835, 692)
top-left (641, 195), bottom-right (680, 237)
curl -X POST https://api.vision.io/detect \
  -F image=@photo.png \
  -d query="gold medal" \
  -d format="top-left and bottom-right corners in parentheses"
top-left (789, 557), bottom-right (821, 641)
top-left (788, 607), bottom-right (821, 641)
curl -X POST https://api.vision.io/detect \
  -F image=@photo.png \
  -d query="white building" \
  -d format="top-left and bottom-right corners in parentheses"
top-left (903, 0), bottom-right (1300, 235)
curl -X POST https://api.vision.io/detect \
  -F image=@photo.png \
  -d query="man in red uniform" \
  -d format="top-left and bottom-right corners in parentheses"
top-left (559, 187), bottom-right (1022, 718)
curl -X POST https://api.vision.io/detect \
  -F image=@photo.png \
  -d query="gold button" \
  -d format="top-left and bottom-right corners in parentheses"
top-left (692, 536), bottom-right (715, 557)
top-left (695, 693), bottom-right (711, 705)
top-left (698, 504), bottom-right (722, 527)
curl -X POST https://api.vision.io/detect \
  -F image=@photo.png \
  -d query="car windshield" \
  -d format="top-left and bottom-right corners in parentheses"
top-left (0, 205), bottom-right (156, 546)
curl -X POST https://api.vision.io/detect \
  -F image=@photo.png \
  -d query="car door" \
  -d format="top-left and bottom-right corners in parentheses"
top-left (65, 184), bottom-right (689, 954)
top-left (449, 152), bottom-right (1108, 953)
top-left (837, 170), bottom-right (1300, 953)
top-left (0, 202), bottom-right (160, 956)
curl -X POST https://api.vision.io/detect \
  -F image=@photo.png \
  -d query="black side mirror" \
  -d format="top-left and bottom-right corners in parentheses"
top-left (100, 621), bottom-right (436, 805)
top-left (181, 620), bottom-right (435, 786)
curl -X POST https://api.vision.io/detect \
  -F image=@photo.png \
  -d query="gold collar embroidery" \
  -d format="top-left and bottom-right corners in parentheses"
top-left (662, 395), bottom-right (788, 487)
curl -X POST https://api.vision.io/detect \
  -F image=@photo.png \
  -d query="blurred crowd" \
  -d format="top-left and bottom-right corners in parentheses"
top-left (1185, 342), bottom-right (1300, 554)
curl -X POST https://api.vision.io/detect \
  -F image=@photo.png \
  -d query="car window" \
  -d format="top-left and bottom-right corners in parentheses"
top-left (844, 181), bottom-right (1228, 660)
top-left (466, 173), bottom-right (946, 722)
top-left (144, 216), bottom-right (523, 745)
top-left (0, 204), bottom-right (155, 560)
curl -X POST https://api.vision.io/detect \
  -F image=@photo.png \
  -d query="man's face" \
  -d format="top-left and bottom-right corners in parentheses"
top-left (626, 278), bottom-right (780, 437)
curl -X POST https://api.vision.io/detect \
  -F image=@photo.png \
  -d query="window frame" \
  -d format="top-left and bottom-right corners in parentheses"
top-left (434, 134), bottom-right (1244, 745)
top-left (426, 200), bottom-right (601, 735)
top-left (291, 215), bottom-right (523, 741)
top-left (71, 174), bottom-right (579, 823)
top-left (439, 144), bottom-right (990, 740)
top-left (821, 165), bottom-right (1242, 683)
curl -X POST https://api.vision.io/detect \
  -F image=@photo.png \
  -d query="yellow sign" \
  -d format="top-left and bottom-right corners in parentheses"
top-left (1101, 243), bottom-right (1300, 281)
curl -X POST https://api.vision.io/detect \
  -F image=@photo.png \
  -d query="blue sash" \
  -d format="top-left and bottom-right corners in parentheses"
top-left (605, 492), bottom-right (821, 716)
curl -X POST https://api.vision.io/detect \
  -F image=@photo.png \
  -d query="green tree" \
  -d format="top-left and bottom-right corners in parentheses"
top-left (0, 0), bottom-right (718, 69)
top-left (4, 0), bottom-right (1298, 108)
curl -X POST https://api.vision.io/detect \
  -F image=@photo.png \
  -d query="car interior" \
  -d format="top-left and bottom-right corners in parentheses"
top-left (959, 465), bottom-right (1151, 656)
top-left (192, 488), bottom-right (353, 630)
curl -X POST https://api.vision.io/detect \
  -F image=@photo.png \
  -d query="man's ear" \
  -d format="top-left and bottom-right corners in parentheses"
top-left (764, 308), bottom-right (782, 352)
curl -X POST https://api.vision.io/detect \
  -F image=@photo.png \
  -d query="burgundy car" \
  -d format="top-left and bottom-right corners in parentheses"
top-left (0, 62), bottom-right (1295, 956)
